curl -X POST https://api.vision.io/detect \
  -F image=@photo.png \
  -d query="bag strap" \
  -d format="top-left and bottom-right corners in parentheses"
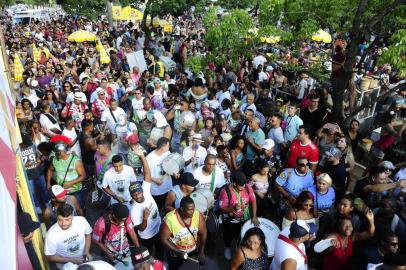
top-left (278, 234), bottom-right (307, 264)
top-left (60, 155), bottom-right (75, 187)
top-left (109, 107), bottom-right (117, 123)
top-left (209, 167), bottom-right (216, 192)
top-left (178, 210), bottom-right (199, 252)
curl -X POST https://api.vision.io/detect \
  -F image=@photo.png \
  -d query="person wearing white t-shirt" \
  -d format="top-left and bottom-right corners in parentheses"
top-left (129, 147), bottom-right (163, 261)
top-left (62, 117), bottom-right (81, 158)
top-left (297, 74), bottom-right (309, 101)
top-left (146, 137), bottom-right (173, 210)
top-left (45, 204), bottom-right (92, 269)
top-left (193, 154), bottom-right (225, 196)
top-left (102, 155), bottom-right (137, 208)
top-left (271, 220), bottom-right (316, 270)
top-left (253, 53), bottom-right (267, 69)
top-left (183, 134), bottom-right (207, 173)
top-left (100, 99), bottom-right (126, 134)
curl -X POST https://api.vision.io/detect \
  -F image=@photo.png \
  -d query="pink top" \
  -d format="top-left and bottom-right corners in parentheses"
top-left (219, 184), bottom-right (255, 222)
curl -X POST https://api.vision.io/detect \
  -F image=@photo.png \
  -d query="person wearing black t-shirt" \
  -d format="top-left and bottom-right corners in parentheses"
top-left (300, 95), bottom-right (327, 133)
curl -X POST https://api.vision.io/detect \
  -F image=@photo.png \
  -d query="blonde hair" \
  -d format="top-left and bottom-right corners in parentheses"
top-left (316, 173), bottom-right (333, 186)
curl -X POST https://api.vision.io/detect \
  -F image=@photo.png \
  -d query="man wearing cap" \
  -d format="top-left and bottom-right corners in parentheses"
top-left (45, 204), bottom-right (93, 269)
top-left (271, 220), bottom-right (316, 270)
top-left (323, 147), bottom-right (347, 200)
top-left (129, 147), bottom-right (163, 260)
top-left (61, 91), bottom-right (88, 131)
top-left (92, 87), bottom-right (111, 119)
top-left (219, 171), bottom-right (259, 260)
top-left (43, 185), bottom-right (83, 228)
top-left (378, 161), bottom-right (397, 182)
top-left (100, 98), bottom-right (126, 135)
top-left (92, 203), bottom-right (140, 267)
top-left (127, 133), bottom-right (148, 179)
top-left (160, 196), bottom-right (208, 269)
top-left (258, 138), bottom-right (283, 174)
top-left (46, 141), bottom-right (86, 206)
top-left (102, 154), bottom-right (137, 207)
top-left (18, 212), bottom-right (42, 270)
top-left (165, 172), bottom-right (199, 213)
top-left (131, 246), bottom-right (166, 270)
top-left (183, 133), bottom-right (208, 173)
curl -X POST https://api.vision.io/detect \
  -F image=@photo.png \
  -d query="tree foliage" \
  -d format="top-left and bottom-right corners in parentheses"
top-left (57, 0), bottom-right (106, 19)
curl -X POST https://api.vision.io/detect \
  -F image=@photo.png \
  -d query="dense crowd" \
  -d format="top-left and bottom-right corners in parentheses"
top-left (6, 9), bottom-right (406, 270)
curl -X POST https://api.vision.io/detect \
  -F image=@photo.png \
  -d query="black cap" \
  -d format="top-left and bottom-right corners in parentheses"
top-left (111, 203), bottom-right (129, 220)
top-left (232, 171), bottom-right (248, 186)
top-left (18, 212), bottom-right (40, 235)
top-left (180, 172), bottom-right (199, 187)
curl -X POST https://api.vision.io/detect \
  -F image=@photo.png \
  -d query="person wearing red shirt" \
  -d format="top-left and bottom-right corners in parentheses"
top-left (286, 125), bottom-right (319, 171)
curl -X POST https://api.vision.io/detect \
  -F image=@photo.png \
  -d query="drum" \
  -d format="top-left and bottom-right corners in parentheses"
top-left (190, 189), bottom-right (214, 213)
top-left (150, 127), bottom-right (164, 145)
top-left (180, 111), bottom-right (196, 128)
top-left (240, 218), bottom-right (280, 257)
top-left (162, 153), bottom-right (185, 175)
top-left (178, 257), bottom-right (220, 270)
top-left (206, 210), bottom-right (220, 234)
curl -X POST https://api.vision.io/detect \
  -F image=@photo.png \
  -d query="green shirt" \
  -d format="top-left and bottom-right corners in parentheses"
top-left (52, 154), bottom-right (82, 193)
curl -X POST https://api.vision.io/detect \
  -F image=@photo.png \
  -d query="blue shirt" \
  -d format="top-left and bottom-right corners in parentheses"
top-left (284, 114), bottom-right (303, 142)
top-left (307, 185), bottom-right (335, 211)
top-left (246, 128), bottom-right (265, 160)
top-left (276, 168), bottom-right (314, 197)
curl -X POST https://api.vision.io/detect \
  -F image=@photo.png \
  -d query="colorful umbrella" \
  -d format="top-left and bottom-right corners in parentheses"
top-left (68, 30), bottom-right (96, 43)
top-left (311, 29), bottom-right (332, 43)
top-left (96, 40), bottom-right (110, 64)
top-left (32, 43), bottom-right (40, 63)
top-left (14, 53), bottom-right (24, 81)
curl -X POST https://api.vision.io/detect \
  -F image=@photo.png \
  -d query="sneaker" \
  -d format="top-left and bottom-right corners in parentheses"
top-left (224, 247), bottom-right (231, 260)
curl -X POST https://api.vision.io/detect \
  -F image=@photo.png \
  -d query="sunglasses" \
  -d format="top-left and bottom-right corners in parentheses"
top-left (297, 163), bottom-right (310, 167)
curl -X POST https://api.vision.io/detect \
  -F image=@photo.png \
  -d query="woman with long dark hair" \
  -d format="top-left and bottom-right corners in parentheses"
top-left (230, 227), bottom-right (269, 270)
top-left (282, 190), bottom-right (317, 229)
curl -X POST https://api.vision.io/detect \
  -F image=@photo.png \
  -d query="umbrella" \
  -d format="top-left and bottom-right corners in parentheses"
top-left (68, 30), bottom-right (96, 43)
top-left (96, 40), bottom-right (110, 64)
top-left (14, 53), bottom-right (24, 81)
top-left (311, 29), bottom-right (332, 43)
top-left (32, 43), bottom-right (39, 63)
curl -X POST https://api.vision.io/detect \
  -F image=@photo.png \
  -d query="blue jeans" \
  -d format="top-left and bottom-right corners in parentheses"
top-left (27, 175), bottom-right (49, 209)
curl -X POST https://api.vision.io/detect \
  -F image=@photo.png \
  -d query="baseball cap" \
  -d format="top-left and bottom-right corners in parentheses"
top-left (49, 185), bottom-right (68, 199)
top-left (378, 160), bottom-right (395, 170)
top-left (289, 220), bottom-right (317, 238)
top-left (132, 246), bottom-right (153, 266)
top-left (180, 172), bottom-right (199, 187)
top-left (126, 133), bottom-right (139, 144)
top-left (192, 133), bottom-right (204, 142)
top-left (262, 139), bottom-right (275, 150)
top-left (18, 212), bottom-right (40, 235)
top-left (325, 147), bottom-right (342, 159)
top-left (129, 181), bottom-right (143, 194)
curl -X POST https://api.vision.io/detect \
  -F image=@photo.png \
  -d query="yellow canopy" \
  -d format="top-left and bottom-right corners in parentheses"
top-left (311, 29), bottom-right (332, 43)
top-left (117, 6), bottom-right (143, 21)
top-left (96, 40), bottom-right (111, 65)
top-left (68, 30), bottom-right (97, 43)
top-left (14, 54), bottom-right (24, 81)
top-left (32, 43), bottom-right (39, 63)
top-left (260, 36), bottom-right (281, 44)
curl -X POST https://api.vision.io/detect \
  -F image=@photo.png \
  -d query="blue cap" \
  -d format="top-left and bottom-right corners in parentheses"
top-left (129, 181), bottom-right (143, 194)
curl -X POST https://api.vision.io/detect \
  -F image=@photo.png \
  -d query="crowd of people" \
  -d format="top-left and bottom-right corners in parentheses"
top-left (7, 7), bottom-right (406, 270)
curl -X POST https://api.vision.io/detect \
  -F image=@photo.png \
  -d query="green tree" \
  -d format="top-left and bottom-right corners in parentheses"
top-left (57, 0), bottom-right (106, 19)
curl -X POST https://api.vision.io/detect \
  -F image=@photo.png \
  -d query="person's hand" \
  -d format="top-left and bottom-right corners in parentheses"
top-left (331, 238), bottom-right (340, 248)
top-left (84, 253), bottom-right (93, 262)
top-left (143, 207), bottom-right (151, 220)
top-left (364, 208), bottom-right (374, 221)
top-left (398, 180), bottom-right (406, 188)
top-left (251, 217), bottom-right (260, 227)
top-left (177, 250), bottom-right (187, 259)
top-left (154, 178), bottom-right (163, 186)
top-left (106, 251), bottom-right (115, 262)
top-left (116, 196), bottom-right (125, 203)
top-left (71, 256), bottom-right (85, 264)
top-left (63, 182), bottom-right (73, 189)
top-left (234, 204), bottom-right (241, 211)
top-left (198, 253), bottom-right (206, 265)
top-left (25, 161), bottom-right (34, 168)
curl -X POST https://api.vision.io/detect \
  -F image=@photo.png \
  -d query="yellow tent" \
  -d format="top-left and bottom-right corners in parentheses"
top-left (14, 53), bottom-right (24, 81)
top-left (68, 30), bottom-right (97, 43)
top-left (32, 43), bottom-right (39, 63)
top-left (112, 5), bottom-right (122, 20)
top-left (312, 29), bottom-right (332, 43)
top-left (96, 40), bottom-right (111, 65)
top-left (118, 6), bottom-right (143, 21)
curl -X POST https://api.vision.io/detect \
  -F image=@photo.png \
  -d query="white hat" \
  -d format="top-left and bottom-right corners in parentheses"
top-left (31, 79), bottom-right (39, 87)
top-left (96, 87), bottom-right (105, 94)
top-left (74, 92), bottom-right (87, 102)
top-left (192, 133), bottom-right (204, 142)
top-left (262, 139), bottom-right (275, 150)
top-left (378, 161), bottom-right (395, 170)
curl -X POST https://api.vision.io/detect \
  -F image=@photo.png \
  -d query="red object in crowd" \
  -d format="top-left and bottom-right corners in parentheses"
top-left (49, 135), bottom-right (72, 145)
